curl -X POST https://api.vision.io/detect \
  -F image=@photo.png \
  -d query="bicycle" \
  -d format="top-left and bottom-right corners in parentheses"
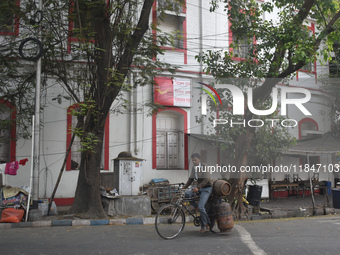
top-left (155, 187), bottom-right (220, 239)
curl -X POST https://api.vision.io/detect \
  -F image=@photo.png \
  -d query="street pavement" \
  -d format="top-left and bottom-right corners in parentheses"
top-left (2, 194), bottom-right (339, 229)
top-left (1, 215), bottom-right (340, 255)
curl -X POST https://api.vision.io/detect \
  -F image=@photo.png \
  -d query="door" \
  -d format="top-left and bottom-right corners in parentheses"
top-left (131, 161), bottom-right (142, 195)
top-left (120, 160), bottom-right (142, 195)
top-left (120, 161), bottom-right (133, 195)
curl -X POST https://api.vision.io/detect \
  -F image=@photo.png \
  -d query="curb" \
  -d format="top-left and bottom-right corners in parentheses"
top-left (0, 214), bottom-right (196, 229)
top-left (0, 208), bottom-right (338, 228)
top-left (0, 217), bottom-right (156, 229)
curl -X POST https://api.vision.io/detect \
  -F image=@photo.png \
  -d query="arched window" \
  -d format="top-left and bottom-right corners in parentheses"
top-left (298, 118), bottom-right (318, 139)
top-left (298, 118), bottom-right (319, 175)
top-left (152, 107), bottom-right (188, 170)
top-left (0, 99), bottom-right (16, 163)
top-left (66, 104), bottom-right (110, 170)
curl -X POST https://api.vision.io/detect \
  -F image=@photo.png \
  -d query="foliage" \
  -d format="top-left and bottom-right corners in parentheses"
top-left (198, 0), bottom-right (340, 154)
top-left (202, 0), bottom-right (340, 82)
top-left (200, 0), bottom-right (340, 217)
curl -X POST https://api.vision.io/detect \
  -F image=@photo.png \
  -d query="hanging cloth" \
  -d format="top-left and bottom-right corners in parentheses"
top-left (19, 158), bottom-right (28, 166)
top-left (5, 161), bottom-right (19, 176)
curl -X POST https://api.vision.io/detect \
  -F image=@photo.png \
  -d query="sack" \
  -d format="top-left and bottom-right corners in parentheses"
top-left (0, 208), bottom-right (25, 223)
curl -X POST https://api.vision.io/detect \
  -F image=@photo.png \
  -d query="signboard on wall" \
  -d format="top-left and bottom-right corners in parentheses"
top-left (154, 77), bottom-right (191, 107)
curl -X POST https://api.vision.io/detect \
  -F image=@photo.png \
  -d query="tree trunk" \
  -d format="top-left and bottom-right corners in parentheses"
top-left (67, 0), bottom-right (155, 219)
top-left (228, 128), bottom-right (255, 219)
top-left (68, 131), bottom-right (107, 218)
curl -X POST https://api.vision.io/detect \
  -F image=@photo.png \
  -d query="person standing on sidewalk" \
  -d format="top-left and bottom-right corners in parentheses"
top-left (182, 153), bottom-right (213, 233)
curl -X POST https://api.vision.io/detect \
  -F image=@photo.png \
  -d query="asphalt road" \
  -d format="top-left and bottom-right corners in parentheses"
top-left (1, 215), bottom-right (340, 255)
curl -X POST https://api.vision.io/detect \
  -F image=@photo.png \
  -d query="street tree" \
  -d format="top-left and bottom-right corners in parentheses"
top-left (198, 0), bottom-right (340, 217)
top-left (0, 0), bottom-right (183, 218)
top-left (321, 42), bottom-right (340, 135)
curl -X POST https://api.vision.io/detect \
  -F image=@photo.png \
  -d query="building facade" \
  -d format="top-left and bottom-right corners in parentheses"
top-left (0, 0), bottom-right (335, 204)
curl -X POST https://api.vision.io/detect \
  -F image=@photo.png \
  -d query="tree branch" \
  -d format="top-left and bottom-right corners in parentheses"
top-left (267, 0), bottom-right (316, 77)
top-left (253, 7), bottom-right (340, 112)
top-left (103, 0), bottom-right (155, 112)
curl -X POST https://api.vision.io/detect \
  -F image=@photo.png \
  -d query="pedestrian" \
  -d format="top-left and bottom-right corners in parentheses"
top-left (182, 153), bottom-right (213, 233)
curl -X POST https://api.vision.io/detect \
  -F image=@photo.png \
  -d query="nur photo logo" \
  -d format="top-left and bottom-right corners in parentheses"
top-left (197, 82), bottom-right (312, 128)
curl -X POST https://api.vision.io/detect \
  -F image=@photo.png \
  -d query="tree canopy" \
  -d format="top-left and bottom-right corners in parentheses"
top-left (199, 0), bottom-right (340, 217)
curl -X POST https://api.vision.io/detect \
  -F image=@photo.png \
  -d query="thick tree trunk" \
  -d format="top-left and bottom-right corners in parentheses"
top-left (68, 131), bottom-right (107, 218)
top-left (227, 128), bottom-right (255, 219)
top-left (67, 0), bottom-right (155, 219)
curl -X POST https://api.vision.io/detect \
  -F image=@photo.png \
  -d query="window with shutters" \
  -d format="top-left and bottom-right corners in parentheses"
top-left (153, 108), bottom-right (188, 170)
top-left (156, 0), bottom-right (186, 49)
top-left (231, 34), bottom-right (251, 59)
top-left (152, 0), bottom-right (187, 63)
top-left (156, 131), bottom-right (179, 169)
top-left (228, 5), bottom-right (255, 61)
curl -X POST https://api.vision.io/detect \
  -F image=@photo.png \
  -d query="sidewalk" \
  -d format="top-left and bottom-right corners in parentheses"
top-left (251, 194), bottom-right (340, 220)
top-left (1, 194), bottom-right (339, 229)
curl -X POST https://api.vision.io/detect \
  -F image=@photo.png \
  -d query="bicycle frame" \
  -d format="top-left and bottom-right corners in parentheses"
top-left (155, 187), bottom-right (223, 239)
top-left (172, 189), bottom-right (214, 227)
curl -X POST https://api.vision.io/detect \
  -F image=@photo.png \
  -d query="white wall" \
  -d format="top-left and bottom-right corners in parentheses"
top-left (3, 0), bottom-right (336, 199)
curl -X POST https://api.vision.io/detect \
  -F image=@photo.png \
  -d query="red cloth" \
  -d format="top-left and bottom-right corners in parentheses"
top-left (5, 161), bottom-right (19, 175)
top-left (19, 158), bottom-right (28, 166)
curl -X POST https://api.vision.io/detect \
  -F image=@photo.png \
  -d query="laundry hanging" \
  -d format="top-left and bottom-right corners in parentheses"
top-left (5, 161), bottom-right (19, 176)
top-left (19, 158), bottom-right (28, 166)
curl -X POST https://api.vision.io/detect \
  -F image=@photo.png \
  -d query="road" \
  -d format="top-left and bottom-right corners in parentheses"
top-left (1, 215), bottom-right (340, 255)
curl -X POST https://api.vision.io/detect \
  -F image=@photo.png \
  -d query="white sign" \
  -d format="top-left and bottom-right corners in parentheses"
top-left (173, 78), bottom-right (191, 107)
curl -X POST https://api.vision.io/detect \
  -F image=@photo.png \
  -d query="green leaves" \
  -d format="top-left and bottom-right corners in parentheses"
top-left (201, 0), bottom-right (340, 83)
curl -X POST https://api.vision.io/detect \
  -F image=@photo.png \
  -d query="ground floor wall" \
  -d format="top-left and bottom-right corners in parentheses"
top-left (2, 76), bottom-right (336, 206)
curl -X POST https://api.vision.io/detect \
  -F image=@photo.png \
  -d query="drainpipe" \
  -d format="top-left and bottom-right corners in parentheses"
top-left (199, 0), bottom-right (204, 135)
top-left (32, 0), bottom-right (43, 209)
top-left (129, 73), bottom-right (134, 153)
top-left (133, 84), bottom-right (139, 155)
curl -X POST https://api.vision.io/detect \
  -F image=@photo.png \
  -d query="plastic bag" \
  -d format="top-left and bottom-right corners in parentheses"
top-left (0, 208), bottom-right (25, 223)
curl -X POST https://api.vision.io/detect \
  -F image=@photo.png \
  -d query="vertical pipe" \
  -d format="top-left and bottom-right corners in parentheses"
top-left (129, 74), bottom-right (133, 153)
top-left (133, 83), bottom-right (138, 155)
top-left (26, 115), bottom-right (35, 222)
top-left (199, 0), bottom-right (204, 134)
top-left (32, 0), bottom-right (43, 208)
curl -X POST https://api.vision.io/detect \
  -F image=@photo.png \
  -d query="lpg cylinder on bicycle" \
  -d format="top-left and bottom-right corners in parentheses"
top-left (211, 180), bottom-right (234, 232)
top-left (155, 179), bottom-right (234, 239)
top-left (213, 199), bottom-right (234, 232)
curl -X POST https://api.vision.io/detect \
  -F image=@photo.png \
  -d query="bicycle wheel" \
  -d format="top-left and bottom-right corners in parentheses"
top-left (155, 204), bottom-right (185, 239)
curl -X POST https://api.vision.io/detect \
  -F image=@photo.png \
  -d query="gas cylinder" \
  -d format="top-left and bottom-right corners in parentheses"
top-left (214, 200), bottom-right (234, 232)
top-left (212, 180), bottom-right (231, 197)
